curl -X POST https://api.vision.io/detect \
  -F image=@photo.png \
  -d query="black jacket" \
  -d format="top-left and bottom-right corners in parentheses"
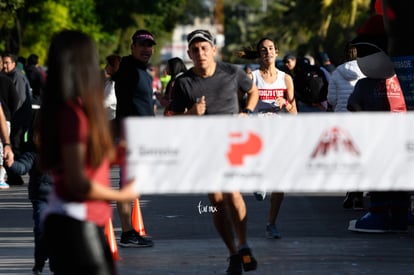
top-left (9, 151), bottom-right (53, 201)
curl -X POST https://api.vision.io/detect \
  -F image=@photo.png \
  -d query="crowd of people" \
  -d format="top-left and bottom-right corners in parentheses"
top-left (0, 1), bottom-right (412, 274)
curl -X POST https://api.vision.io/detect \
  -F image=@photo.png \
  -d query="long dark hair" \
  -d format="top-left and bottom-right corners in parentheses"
top-left (39, 30), bottom-right (114, 170)
top-left (237, 37), bottom-right (278, 60)
top-left (167, 57), bottom-right (187, 80)
top-left (166, 57), bottom-right (187, 92)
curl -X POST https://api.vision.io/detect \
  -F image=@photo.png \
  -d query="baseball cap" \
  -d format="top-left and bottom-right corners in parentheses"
top-left (132, 30), bottom-right (156, 45)
top-left (187, 29), bottom-right (215, 46)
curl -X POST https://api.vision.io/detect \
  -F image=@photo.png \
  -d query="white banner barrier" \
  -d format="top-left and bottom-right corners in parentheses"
top-left (123, 113), bottom-right (414, 194)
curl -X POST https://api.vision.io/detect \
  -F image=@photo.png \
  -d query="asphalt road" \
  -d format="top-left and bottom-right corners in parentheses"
top-left (1, 169), bottom-right (414, 275)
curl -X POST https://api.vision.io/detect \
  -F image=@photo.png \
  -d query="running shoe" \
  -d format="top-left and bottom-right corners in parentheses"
top-left (266, 224), bottom-right (282, 239)
top-left (0, 181), bottom-right (9, 189)
top-left (238, 247), bottom-right (258, 272)
top-left (226, 254), bottom-right (242, 275)
top-left (32, 261), bottom-right (44, 274)
top-left (348, 212), bottom-right (389, 233)
top-left (32, 266), bottom-right (41, 275)
top-left (119, 230), bottom-right (154, 248)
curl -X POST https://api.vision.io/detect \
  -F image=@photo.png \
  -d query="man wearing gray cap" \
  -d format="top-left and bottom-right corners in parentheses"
top-left (169, 29), bottom-right (259, 275)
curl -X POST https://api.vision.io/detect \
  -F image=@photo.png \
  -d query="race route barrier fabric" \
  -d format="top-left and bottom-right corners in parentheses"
top-left (123, 113), bottom-right (414, 194)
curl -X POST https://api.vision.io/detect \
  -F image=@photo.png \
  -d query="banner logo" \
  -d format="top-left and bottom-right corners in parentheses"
top-left (227, 132), bottom-right (262, 166)
top-left (307, 126), bottom-right (361, 172)
top-left (311, 127), bottom-right (360, 158)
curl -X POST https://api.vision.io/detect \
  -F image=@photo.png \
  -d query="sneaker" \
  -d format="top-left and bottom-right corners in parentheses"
top-left (0, 181), bottom-right (9, 189)
top-left (238, 247), bottom-right (258, 272)
top-left (226, 254), bottom-right (242, 275)
top-left (266, 224), bottom-right (282, 239)
top-left (32, 266), bottom-right (42, 275)
top-left (32, 261), bottom-right (45, 274)
top-left (119, 230), bottom-right (154, 248)
top-left (253, 191), bottom-right (266, 201)
top-left (348, 212), bottom-right (389, 233)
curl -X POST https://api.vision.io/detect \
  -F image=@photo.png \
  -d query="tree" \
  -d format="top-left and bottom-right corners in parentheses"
top-left (1, 0), bottom-right (376, 68)
top-left (221, 0), bottom-right (372, 65)
top-left (95, 0), bottom-right (188, 63)
top-left (0, 0), bottom-right (25, 53)
top-left (221, 0), bottom-right (262, 63)
top-left (18, 0), bottom-right (102, 64)
top-left (2, 0), bottom-right (189, 65)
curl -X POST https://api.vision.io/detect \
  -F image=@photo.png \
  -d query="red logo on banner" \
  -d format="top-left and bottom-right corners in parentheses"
top-left (311, 127), bottom-right (359, 158)
top-left (386, 75), bottom-right (407, 112)
top-left (227, 132), bottom-right (262, 166)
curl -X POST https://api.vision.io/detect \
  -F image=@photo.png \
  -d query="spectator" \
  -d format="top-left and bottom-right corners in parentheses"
top-left (25, 54), bottom-right (46, 106)
top-left (327, 43), bottom-right (366, 209)
top-left (7, 110), bottom-right (51, 274)
top-left (283, 53), bottom-right (329, 112)
top-left (38, 30), bottom-right (141, 275)
top-left (347, 42), bottom-right (409, 233)
top-left (149, 65), bottom-right (162, 114)
top-left (244, 64), bottom-right (253, 74)
top-left (327, 43), bottom-right (366, 112)
top-left (113, 29), bottom-right (155, 248)
top-left (154, 57), bottom-right (187, 116)
top-left (2, 52), bottom-right (33, 185)
top-left (0, 101), bottom-right (14, 189)
top-left (0, 72), bottom-right (18, 130)
top-left (104, 54), bottom-right (121, 121)
top-left (318, 52), bottom-right (336, 74)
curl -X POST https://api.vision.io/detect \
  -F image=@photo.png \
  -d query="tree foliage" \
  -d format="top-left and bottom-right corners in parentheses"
top-left (0, 0), bottom-right (375, 67)
top-left (0, 0), bottom-right (25, 52)
top-left (1, 0), bottom-right (189, 65)
top-left (223, 0), bottom-right (373, 65)
top-left (13, 0), bottom-right (103, 63)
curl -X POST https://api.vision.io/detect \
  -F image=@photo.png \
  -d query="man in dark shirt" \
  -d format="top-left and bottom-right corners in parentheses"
top-left (0, 73), bottom-right (18, 124)
top-left (2, 53), bottom-right (32, 185)
top-left (25, 54), bottom-right (46, 106)
top-left (113, 29), bottom-right (155, 248)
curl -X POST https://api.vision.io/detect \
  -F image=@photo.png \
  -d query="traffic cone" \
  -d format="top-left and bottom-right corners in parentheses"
top-left (104, 218), bottom-right (119, 261)
top-left (132, 198), bottom-right (148, 236)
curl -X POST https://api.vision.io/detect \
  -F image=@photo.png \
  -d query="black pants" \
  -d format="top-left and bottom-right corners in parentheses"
top-left (44, 214), bottom-right (115, 275)
top-left (32, 199), bottom-right (48, 270)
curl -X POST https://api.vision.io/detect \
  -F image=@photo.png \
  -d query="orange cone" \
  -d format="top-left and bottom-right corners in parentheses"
top-left (132, 198), bottom-right (148, 236)
top-left (104, 218), bottom-right (119, 261)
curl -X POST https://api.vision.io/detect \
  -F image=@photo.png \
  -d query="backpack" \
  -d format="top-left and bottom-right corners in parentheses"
top-left (294, 59), bottom-right (328, 104)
